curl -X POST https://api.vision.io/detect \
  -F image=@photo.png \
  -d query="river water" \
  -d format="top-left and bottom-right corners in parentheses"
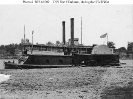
top-left (0, 59), bottom-right (133, 99)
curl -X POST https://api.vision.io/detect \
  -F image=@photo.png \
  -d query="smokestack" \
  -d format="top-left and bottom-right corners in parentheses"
top-left (62, 21), bottom-right (65, 45)
top-left (70, 18), bottom-right (74, 47)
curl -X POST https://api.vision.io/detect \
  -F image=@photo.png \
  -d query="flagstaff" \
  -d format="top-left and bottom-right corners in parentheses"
top-left (31, 30), bottom-right (34, 54)
top-left (107, 33), bottom-right (108, 46)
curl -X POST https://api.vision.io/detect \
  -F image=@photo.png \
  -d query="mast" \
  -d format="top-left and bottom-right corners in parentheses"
top-left (24, 25), bottom-right (25, 51)
top-left (31, 30), bottom-right (34, 54)
top-left (107, 33), bottom-right (108, 46)
top-left (132, 5), bottom-right (133, 59)
top-left (81, 17), bottom-right (82, 46)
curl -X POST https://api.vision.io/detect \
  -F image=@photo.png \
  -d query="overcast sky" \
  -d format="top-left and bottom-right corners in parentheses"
top-left (0, 5), bottom-right (132, 48)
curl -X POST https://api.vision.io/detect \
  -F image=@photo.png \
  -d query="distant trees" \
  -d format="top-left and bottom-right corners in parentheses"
top-left (0, 43), bottom-right (23, 56)
top-left (4, 44), bottom-right (17, 56)
top-left (107, 41), bottom-right (115, 48)
top-left (0, 40), bottom-right (132, 59)
top-left (46, 41), bottom-right (63, 46)
top-left (55, 41), bottom-right (61, 46)
top-left (21, 38), bottom-right (31, 45)
top-left (116, 47), bottom-right (127, 59)
top-left (17, 43), bottom-right (23, 50)
top-left (118, 47), bottom-right (126, 52)
top-left (6, 45), bottom-right (16, 55)
top-left (0, 45), bottom-right (5, 49)
top-left (0, 45), bottom-right (5, 55)
top-left (114, 42), bottom-right (133, 59)
top-left (127, 42), bottom-right (133, 53)
top-left (46, 41), bottom-right (54, 46)
top-left (126, 42), bottom-right (133, 58)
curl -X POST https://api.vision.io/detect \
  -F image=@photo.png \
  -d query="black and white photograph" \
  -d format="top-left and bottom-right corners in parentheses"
top-left (0, 1), bottom-right (133, 99)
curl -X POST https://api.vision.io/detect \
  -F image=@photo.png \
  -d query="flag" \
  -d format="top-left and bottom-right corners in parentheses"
top-left (100, 33), bottom-right (107, 38)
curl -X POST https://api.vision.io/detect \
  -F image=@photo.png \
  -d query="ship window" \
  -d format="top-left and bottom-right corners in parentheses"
top-left (59, 59), bottom-right (63, 64)
top-left (46, 59), bottom-right (50, 64)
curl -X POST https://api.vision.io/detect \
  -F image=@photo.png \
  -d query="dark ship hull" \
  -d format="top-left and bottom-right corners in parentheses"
top-left (4, 53), bottom-right (120, 69)
top-left (4, 62), bottom-right (73, 69)
top-left (4, 54), bottom-right (73, 69)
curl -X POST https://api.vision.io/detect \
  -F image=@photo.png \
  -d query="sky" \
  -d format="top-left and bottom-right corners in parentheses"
top-left (0, 4), bottom-right (133, 48)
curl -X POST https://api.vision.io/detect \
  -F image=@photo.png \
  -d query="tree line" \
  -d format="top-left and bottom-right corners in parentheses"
top-left (0, 40), bottom-right (63, 56)
top-left (0, 43), bottom-right (23, 56)
top-left (0, 41), bottom-right (132, 58)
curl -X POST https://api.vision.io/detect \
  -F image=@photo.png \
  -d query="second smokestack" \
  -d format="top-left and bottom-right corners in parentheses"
top-left (62, 21), bottom-right (65, 45)
top-left (70, 18), bottom-right (74, 47)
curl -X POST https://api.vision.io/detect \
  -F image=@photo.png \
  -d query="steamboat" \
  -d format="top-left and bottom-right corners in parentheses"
top-left (4, 18), bottom-right (120, 69)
